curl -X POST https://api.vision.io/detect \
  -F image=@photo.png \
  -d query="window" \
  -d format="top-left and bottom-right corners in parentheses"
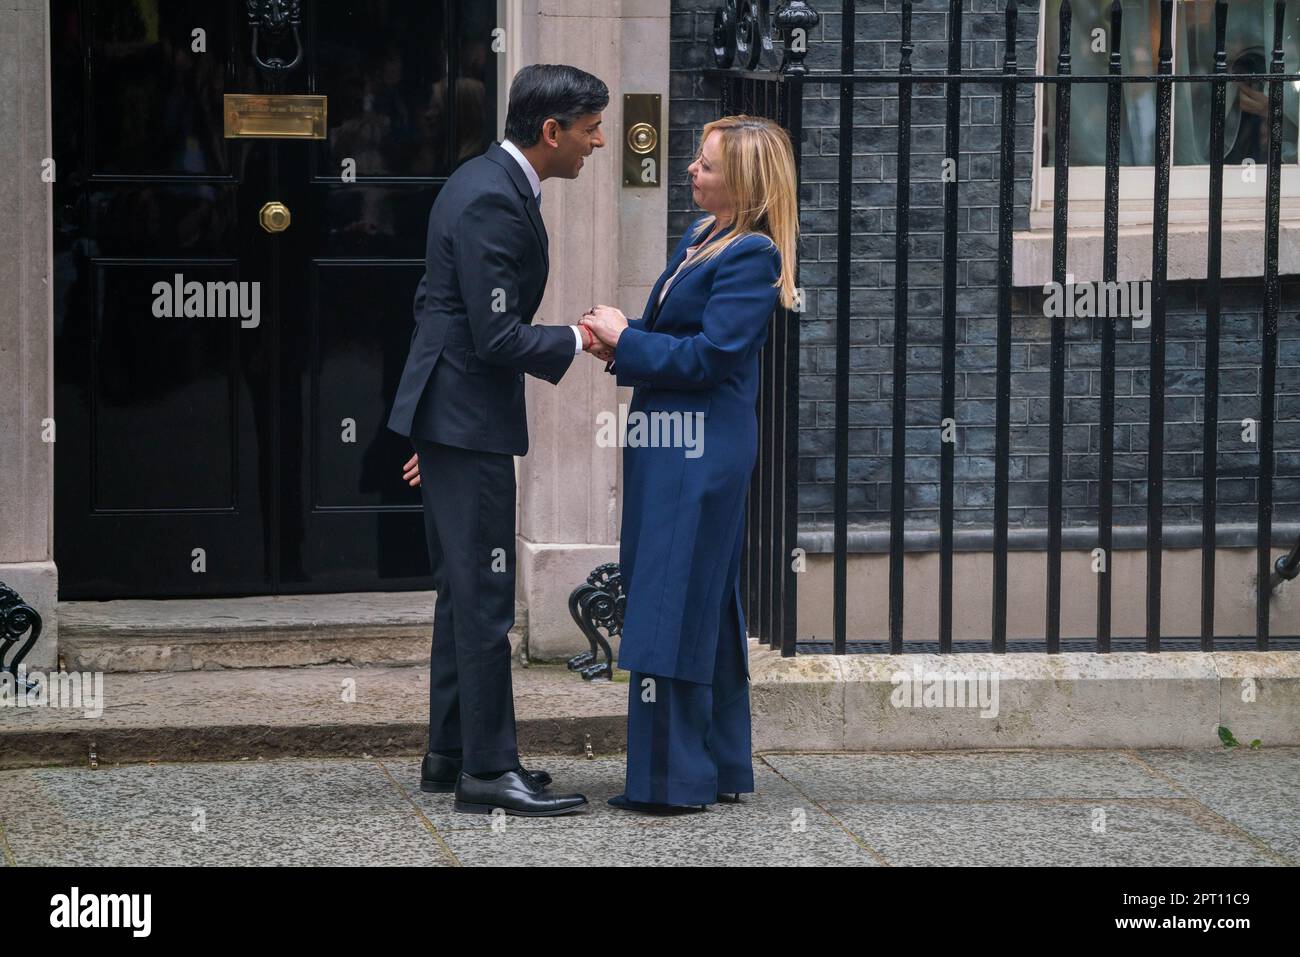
top-left (1017, 0), bottom-right (1300, 284)
top-left (1036, 0), bottom-right (1300, 206)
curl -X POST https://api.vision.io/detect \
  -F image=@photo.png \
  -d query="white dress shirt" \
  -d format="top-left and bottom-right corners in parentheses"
top-left (658, 240), bottom-right (705, 305)
top-left (500, 139), bottom-right (584, 355)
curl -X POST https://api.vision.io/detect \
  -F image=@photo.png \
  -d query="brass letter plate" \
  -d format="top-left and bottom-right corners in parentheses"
top-left (224, 94), bottom-right (328, 139)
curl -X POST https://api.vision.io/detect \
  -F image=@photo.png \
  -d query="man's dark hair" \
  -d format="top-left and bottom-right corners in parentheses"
top-left (504, 64), bottom-right (609, 148)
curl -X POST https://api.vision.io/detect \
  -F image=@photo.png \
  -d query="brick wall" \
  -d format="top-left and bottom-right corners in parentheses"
top-left (668, 0), bottom-right (1300, 541)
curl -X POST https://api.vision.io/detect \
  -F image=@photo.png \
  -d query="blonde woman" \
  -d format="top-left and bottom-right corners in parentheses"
top-left (581, 115), bottom-right (799, 813)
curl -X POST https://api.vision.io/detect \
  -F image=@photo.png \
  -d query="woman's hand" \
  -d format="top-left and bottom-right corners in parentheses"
top-left (402, 453), bottom-right (421, 487)
top-left (580, 305), bottom-right (628, 348)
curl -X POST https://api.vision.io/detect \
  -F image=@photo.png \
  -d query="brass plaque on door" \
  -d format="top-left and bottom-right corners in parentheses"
top-left (623, 93), bottom-right (662, 188)
top-left (224, 94), bottom-right (328, 139)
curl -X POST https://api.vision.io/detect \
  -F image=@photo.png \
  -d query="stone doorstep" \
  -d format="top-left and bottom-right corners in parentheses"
top-left (0, 662), bottom-right (628, 771)
top-left (11, 634), bottom-right (1298, 770)
top-left (55, 592), bottom-right (527, 672)
top-left (749, 645), bottom-right (1300, 752)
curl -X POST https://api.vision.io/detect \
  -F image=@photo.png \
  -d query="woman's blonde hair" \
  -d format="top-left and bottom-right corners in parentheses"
top-left (687, 114), bottom-right (799, 309)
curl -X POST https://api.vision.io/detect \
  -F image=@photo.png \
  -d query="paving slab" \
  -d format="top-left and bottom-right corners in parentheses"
top-left (385, 755), bottom-right (836, 834)
top-left (438, 817), bottom-right (879, 866)
top-left (0, 759), bottom-right (451, 866)
top-left (1, 749), bottom-right (1295, 866)
top-left (1, 813), bottom-right (450, 867)
top-left (1131, 748), bottom-right (1300, 861)
top-left (760, 751), bottom-right (1183, 802)
top-left (825, 801), bottom-right (1286, 867)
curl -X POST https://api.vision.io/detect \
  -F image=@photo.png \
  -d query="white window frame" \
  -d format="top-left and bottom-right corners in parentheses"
top-left (1017, 0), bottom-right (1300, 284)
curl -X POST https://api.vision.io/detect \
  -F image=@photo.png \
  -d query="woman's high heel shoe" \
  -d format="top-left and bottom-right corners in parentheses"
top-left (607, 793), bottom-right (707, 815)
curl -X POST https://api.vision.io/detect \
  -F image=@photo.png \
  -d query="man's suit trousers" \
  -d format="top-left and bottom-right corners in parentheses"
top-left (413, 437), bottom-right (520, 775)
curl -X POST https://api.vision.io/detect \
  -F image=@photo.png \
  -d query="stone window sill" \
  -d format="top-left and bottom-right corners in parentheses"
top-left (1014, 200), bottom-right (1300, 287)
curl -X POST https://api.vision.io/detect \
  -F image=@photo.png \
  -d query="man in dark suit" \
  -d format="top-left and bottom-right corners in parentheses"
top-left (387, 64), bottom-right (610, 817)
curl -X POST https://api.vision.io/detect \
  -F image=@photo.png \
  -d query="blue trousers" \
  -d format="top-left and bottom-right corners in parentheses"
top-left (623, 593), bottom-right (754, 806)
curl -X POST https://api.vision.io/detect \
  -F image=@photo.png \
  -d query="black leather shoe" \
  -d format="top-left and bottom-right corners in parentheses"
top-left (453, 770), bottom-right (588, 817)
top-left (419, 752), bottom-right (552, 792)
top-left (606, 793), bottom-right (707, 815)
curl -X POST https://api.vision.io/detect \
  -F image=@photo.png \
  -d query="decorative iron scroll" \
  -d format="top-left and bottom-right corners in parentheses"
top-left (567, 563), bottom-right (624, 681)
top-left (1271, 535), bottom-right (1300, 591)
top-left (711, 1), bottom-right (817, 74)
top-left (1, 581), bottom-right (42, 690)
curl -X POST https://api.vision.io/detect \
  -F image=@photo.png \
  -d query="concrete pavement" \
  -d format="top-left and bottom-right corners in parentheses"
top-left (1, 748), bottom-right (1295, 866)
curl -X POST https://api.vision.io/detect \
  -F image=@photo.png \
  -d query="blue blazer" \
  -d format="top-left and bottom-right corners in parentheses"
top-left (611, 217), bottom-right (782, 684)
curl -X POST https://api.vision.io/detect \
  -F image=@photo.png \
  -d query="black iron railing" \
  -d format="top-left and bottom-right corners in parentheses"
top-left (702, 0), bottom-right (1300, 656)
top-left (713, 66), bottom-right (805, 662)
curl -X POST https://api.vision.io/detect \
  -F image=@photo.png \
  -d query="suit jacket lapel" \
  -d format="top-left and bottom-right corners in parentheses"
top-left (486, 142), bottom-right (549, 272)
top-left (524, 194), bottom-right (549, 272)
top-left (641, 247), bottom-right (686, 329)
top-left (645, 222), bottom-right (733, 332)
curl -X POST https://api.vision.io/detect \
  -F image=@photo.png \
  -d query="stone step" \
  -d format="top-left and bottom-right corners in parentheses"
top-left (56, 592), bottom-right (528, 672)
top-left (0, 661), bottom-right (627, 770)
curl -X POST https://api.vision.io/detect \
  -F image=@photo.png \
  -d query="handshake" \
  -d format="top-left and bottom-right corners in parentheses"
top-left (577, 304), bottom-right (628, 363)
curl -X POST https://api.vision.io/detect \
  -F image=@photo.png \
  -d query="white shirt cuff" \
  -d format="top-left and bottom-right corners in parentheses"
top-left (571, 325), bottom-right (584, 354)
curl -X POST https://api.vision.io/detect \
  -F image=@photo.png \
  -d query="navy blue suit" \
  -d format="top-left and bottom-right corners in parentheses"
top-left (610, 217), bottom-right (781, 805)
top-left (387, 141), bottom-right (575, 775)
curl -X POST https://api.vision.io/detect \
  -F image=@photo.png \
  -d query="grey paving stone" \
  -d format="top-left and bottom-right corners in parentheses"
top-left (760, 751), bottom-right (1181, 802)
top-left (0, 758), bottom-right (414, 825)
top-left (440, 818), bottom-right (880, 866)
top-left (827, 801), bottom-right (1285, 867)
top-left (387, 756), bottom-right (833, 833)
top-left (0, 757), bottom-right (455, 866)
top-left (1132, 748), bottom-right (1300, 862)
top-left (1, 750), bottom-right (1294, 866)
top-left (1, 813), bottom-right (450, 867)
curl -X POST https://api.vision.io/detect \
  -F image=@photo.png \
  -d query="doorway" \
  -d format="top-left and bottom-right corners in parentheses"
top-left (51, 0), bottom-right (497, 598)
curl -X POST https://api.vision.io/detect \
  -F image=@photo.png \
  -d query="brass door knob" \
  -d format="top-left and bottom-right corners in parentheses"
top-left (259, 201), bottom-right (291, 233)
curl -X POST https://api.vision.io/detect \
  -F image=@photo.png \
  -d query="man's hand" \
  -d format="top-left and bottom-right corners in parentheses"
top-left (402, 453), bottom-right (421, 487)
top-left (579, 321), bottom-right (615, 362)
top-left (581, 305), bottom-right (628, 349)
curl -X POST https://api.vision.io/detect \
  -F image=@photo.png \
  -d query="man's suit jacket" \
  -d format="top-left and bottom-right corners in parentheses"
top-left (387, 141), bottom-right (576, 456)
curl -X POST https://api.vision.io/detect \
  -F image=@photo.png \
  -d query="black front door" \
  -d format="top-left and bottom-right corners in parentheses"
top-left (51, 0), bottom-right (496, 598)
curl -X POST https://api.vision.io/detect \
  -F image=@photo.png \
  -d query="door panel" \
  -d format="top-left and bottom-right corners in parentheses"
top-left (54, 0), bottom-right (270, 598)
top-left (277, 0), bottom-right (497, 590)
top-left (91, 259), bottom-right (241, 512)
top-left (53, 0), bottom-right (493, 597)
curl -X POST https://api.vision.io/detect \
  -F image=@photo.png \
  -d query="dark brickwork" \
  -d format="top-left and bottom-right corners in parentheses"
top-left (668, 0), bottom-right (1300, 537)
